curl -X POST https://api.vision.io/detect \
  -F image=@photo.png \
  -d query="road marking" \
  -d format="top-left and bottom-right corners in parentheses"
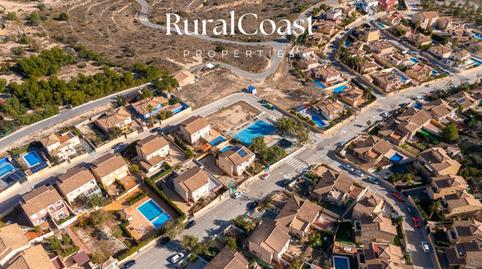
top-left (286, 158), bottom-right (309, 172)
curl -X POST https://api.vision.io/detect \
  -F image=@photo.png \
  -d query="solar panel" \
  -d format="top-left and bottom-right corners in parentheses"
top-left (238, 149), bottom-right (248, 157)
top-left (231, 146), bottom-right (240, 152)
top-left (30, 162), bottom-right (48, 174)
top-left (7, 170), bottom-right (26, 183)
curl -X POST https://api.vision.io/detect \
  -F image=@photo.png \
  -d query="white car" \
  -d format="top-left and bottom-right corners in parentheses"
top-left (381, 112), bottom-right (390, 118)
top-left (354, 170), bottom-right (365, 177)
top-left (421, 241), bottom-right (431, 253)
top-left (231, 191), bottom-right (242, 199)
top-left (169, 253), bottom-right (184, 264)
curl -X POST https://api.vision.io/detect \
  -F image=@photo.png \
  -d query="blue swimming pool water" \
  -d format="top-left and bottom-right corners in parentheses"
top-left (413, 102), bottom-right (423, 110)
top-left (0, 157), bottom-right (9, 166)
top-left (137, 199), bottom-right (171, 228)
top-left (473, 32), bottom-right (482, 41)
top-left (431, 70), bottom-right (439, 76)
top-left (376, 22), bottom-right (387, 29)
top-left (0, 163), bottom-right (14, 178)
top-left (333, 85), bottom-right (348, 93)
top-left (344, 40), bottom-right (352, 48)
top-left (311, 114), bottom-right (327, 128)
top-left (23, 152), bottom-right (43, 168)
top-left (399, 75), bottom-right (409, 83)
top-left (471, 57), bottom-right (482, 67)
top-left (409, 57), bottom-right (420, 64)
top-left (234, 120), bottom-right (276, 145)
top-left (390, 152), bottom-right (404, 163)
top-left (220, 145), bottom-right (233, 153)
top-left (333, 256), bottom-right (350, 269)
top-left (314, 80), bottom-right (327, 89)
top-left (210, 136), bottom-right (226, 146)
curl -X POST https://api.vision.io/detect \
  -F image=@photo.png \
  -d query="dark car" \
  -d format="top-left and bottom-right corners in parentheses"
top-left (157, 236), bottom-right (171, 247)
top-left (123, 260), bottom-right (136, 269)
top-left (247, 201), bottom-right (259, 211)
top-left (186, 220), bottom-right (196, 229)
top-left (392, 192), bottom-right (403, 202)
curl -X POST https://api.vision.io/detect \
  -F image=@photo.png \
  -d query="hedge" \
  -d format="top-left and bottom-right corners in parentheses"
top-left (144, 175), bottom-right (185, 220)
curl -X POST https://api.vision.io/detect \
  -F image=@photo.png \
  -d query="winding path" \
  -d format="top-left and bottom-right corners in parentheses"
top-left (133, 0), bottom-right (325, 80)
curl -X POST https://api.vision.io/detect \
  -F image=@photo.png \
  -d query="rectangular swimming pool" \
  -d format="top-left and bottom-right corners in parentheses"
top-left (333, 85), bottom-right (348, 93)
top-left (314, 80), bottom-right (327, 89)
top-left (333, 256), bottom-right (350, 269)
top-left (137, 199), bottom-right (171, 228)
top-left (390, 152), bottom-right (404, 163)
top-left (22, 151), bottom-right (43, 168)
top-left (209, 136), bottom-right (226, 146)
top-left (234, 120), bottom-right (276, 145)
top-left (0, 162), bottom-right (14, 178)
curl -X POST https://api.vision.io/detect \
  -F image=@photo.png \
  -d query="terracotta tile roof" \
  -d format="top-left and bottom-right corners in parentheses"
top-left (423, 99), bottom-right (453, 119)
top-left (137, 135), bottom-right (169, 158)
top-left (249, 220), bottom-right (290, 255)
top-left (57, 166), bottom-right (96, 196)
top-left (396, 108), bottom-right (432, 134)
top-left (317, 66), bottom-right (341, 81)
top-left (91, 153), bottom-right (128, 179)
top-left (351, 135), bottom-right (393, 159)
top-left (218, 145), bottom-right (254, 166)
top-left (312, 165), bottom-right (339, 195)
top-left (132, 96), bottom-right (169, 115)
top-left (95, 107), bottom-right (131, 131)
top-left (6, 245), bottom-right (54, 269)
top-left (205, 247), bottom-right (249, 269)
top-left (419, 147), bottom-right (461, 174)
top-left (175, 166), bottom-right (209, 193)
top-left (314, 99), bottom-right (344, 117)
top-left (21, 186), bottom-right (64, 217)
top-left (179, 116), bottom-right (210, 135)
top-left (0, 224), bottom-right (29, 255)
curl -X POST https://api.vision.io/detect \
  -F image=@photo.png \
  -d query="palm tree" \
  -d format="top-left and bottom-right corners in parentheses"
top-left (429, 200), bottom-right (442, 219)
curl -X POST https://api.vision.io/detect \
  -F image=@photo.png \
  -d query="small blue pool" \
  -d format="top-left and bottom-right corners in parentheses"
top-left (376, 22), bottom-right (387, 29)
top-left (234, 120), bottom-right (277, 146)
top-left (137, 199), bottom-right (171, 228)
top-left (0, 162), bottom-right (14, 178)
top-left (172, 103), bottom-right (188, 115)
top-left (311, 114), bottom-right (327, 128)
top-left (431, 70), bottom-right (440, 77)
top-left (209, 136), bottom-right (226, 146)
top-left (333, 85), bottom-right (348, 93)
top-left (399, 75), bottom-right (409, 83)
top-left (471, 57), bottom-right (482, 67)
top-left (22, 152), bottom-right (43, 168)
top-left (409, 57), bottom-right (420, 64)
top-left (413, 102), bottom-right (423, 110)
top-left (344, 40), bottom-right (352, 48)
top-left (314, 80), bottom-right (327, 89)
top-left (333, 256), bottom-right (350, 269)
top-left (390, 152), bottom-right (404, 163)
top-left (220, 145), bottom-right (233, 153)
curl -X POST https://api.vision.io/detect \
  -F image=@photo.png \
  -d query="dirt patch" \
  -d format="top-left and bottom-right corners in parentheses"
top-left (207, 101), bottom-right (261, 133)
top-left (175, 68), bottom-right (248, 108)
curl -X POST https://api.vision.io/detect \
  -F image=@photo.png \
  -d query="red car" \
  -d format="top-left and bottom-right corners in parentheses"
top-left (412, 217), bottom-right (422, 229)
top-left (392, 192), bottom-right (403, 202)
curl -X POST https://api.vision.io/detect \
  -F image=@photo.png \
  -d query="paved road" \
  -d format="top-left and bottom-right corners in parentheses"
top-left (129, 67), bottom-right (481, 269)
top-left (0, 83), bottom-right (150, 155)
top-left (0, 93), bottom-right (281, 217)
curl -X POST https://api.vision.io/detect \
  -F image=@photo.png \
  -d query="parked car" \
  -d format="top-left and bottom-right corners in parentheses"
top-left (412, 216), bottom-right (422, 229)
top-left (381, 111), bottom-right (390, 118)
top-left (231, 191), bottom-right (242, 199)
top-left (169, 253), bottom-right (185, 264)
top-left (261, 173), bottom-right (270, 180)
top-left (392, 192), bottom-right (403, 202)
top-left (185, 220), bottom-right (196, 229)
top-left (123, 260), bottom-right (136, 269)
top-left (247, 201), bottom-right (259, 211)
top-left (354, 170), bottom-right (365, 177)
top-left (421, 241), bottom-right (431, 253)
top-left (368, 176), bottom-right (378, 184)
top-left (158, 237), bottom-right (171, 247)
top-left (341, 164), bottom-right (354, 172)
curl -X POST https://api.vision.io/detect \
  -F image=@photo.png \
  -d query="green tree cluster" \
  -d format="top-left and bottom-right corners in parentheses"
top-left (249, 137), bottom-right (287, 165)
top-left (275, 117), bottom-right (309, 143)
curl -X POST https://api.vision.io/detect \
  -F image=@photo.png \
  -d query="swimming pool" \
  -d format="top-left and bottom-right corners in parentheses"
top-left (22, 151), bottom-right (43, 168)
top-left (310, 114), bottom-right (327, 128)
top-left (220, 145), bottom-right (233, 153)
top-left (333, 256), bottom-right (350, 269)
top-left (0, 161), bottom-right (14, 178)
top-left (209, 136), bottom-right (226, 146)
top-left (314, 80), bottom-right (327, 89)
top-left (431, 70), bottom-right (440, 77)
top-left (137, 199), bottom-right (171, 228)
top-left (409, 57), bottom-right (420, 64)
top-left (413, 102), bottom-right (423, 110)
top-left (234, 120), bottom-right (277, 145)
top-left (376, 22), bottom-right (387, 29)
top-left (390, 153), bottom-right (404, 163)
top-left (399, 74), bottom-right (409, 83)
top-left (333, 85), bottom-right (348, 93)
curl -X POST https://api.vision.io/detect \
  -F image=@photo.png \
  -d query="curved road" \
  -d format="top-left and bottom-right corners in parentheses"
top-left (133, 0), bottom-right (332, 80)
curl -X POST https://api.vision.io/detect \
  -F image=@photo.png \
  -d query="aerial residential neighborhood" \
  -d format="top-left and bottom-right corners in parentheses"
top-left (0, 0), bottom-right (480, 269)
